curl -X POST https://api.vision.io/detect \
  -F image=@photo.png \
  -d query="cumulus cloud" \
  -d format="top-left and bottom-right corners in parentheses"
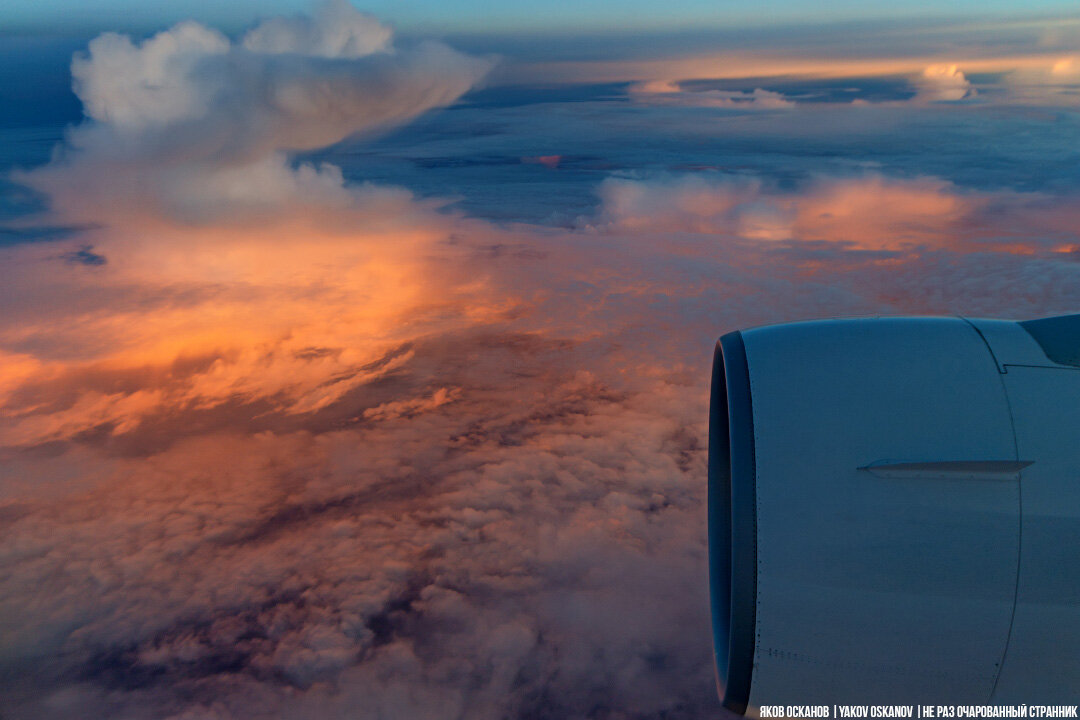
top-left (240, 0), bottom-right (393, 58)
top-left (914, 64), bottom-right (976, 102)
top-left (998, 55), bottom-right (1080, 104)
top-left (596, 173), bottom-right (984, 248)
top-left (629, 82), bottom-right (795, 109)
top-left (628, 79), bottom-right (683, 95)
top-left (17, 0), bottom-right (493, 223)
top-left (0, 10), bottom-right (720, 717)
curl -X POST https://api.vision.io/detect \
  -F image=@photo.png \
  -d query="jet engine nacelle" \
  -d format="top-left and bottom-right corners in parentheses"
top-left (709, 314), bottom-right (1080, 714)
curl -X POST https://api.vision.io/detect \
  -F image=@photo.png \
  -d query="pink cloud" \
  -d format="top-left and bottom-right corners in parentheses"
top-left (5, 168), bottom-right (1080, 716)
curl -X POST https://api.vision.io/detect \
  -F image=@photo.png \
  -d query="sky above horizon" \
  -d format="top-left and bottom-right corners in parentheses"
top-left (0, 0), bottom-right (1071, 31)
top-left (2, 1), bottom-right (1080, 719)
top-left (4, 0), bottom-right (1080, 34)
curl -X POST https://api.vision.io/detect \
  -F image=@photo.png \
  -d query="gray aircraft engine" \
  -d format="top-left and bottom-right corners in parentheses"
top-left (709, 314), bottom-right (1080, 715)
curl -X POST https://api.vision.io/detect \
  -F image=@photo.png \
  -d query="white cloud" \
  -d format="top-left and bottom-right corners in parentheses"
top-left (18, 1), bottom-right (493, 223)
top-left (629, 81), bottom-right (795, 109)
top-left (914, 64), bottom-right (975, 102)
top-left (240, 0), bottom-right (393, 58)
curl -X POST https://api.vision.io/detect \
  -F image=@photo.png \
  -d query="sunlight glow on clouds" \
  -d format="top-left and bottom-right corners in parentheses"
top-left (518, 50), bottom-right (1080, 107)
top-left (629, 82), bottom-right (795, 109)
top-left (597, 175), bottom-right (976, 248)
top-left (914, 64), bottom-right (975, 102)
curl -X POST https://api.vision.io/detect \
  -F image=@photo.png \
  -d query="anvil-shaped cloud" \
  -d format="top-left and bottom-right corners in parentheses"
top-left (18, 0), bottom-right (493, 223)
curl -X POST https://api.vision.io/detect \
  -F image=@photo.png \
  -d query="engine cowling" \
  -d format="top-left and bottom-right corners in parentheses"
top-left (709, 314), bottom-right (1080, 714)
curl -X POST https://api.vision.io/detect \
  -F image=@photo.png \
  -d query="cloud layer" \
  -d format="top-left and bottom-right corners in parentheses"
top-left (6, 164), bottom-right (1080, 719)
top-left (4, 4), bottom-right (1080, 720)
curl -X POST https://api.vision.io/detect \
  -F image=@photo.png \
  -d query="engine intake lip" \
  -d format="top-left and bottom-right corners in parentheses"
top-left (709, 331), bottom-right (758, 715)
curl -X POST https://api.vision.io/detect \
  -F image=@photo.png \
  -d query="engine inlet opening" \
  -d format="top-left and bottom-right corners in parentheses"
top-left (709, 331), bottom-right (757, 716)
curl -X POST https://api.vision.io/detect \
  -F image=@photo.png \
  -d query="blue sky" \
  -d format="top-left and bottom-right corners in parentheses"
top-left (3, 0), bottom-right (1080, 34)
